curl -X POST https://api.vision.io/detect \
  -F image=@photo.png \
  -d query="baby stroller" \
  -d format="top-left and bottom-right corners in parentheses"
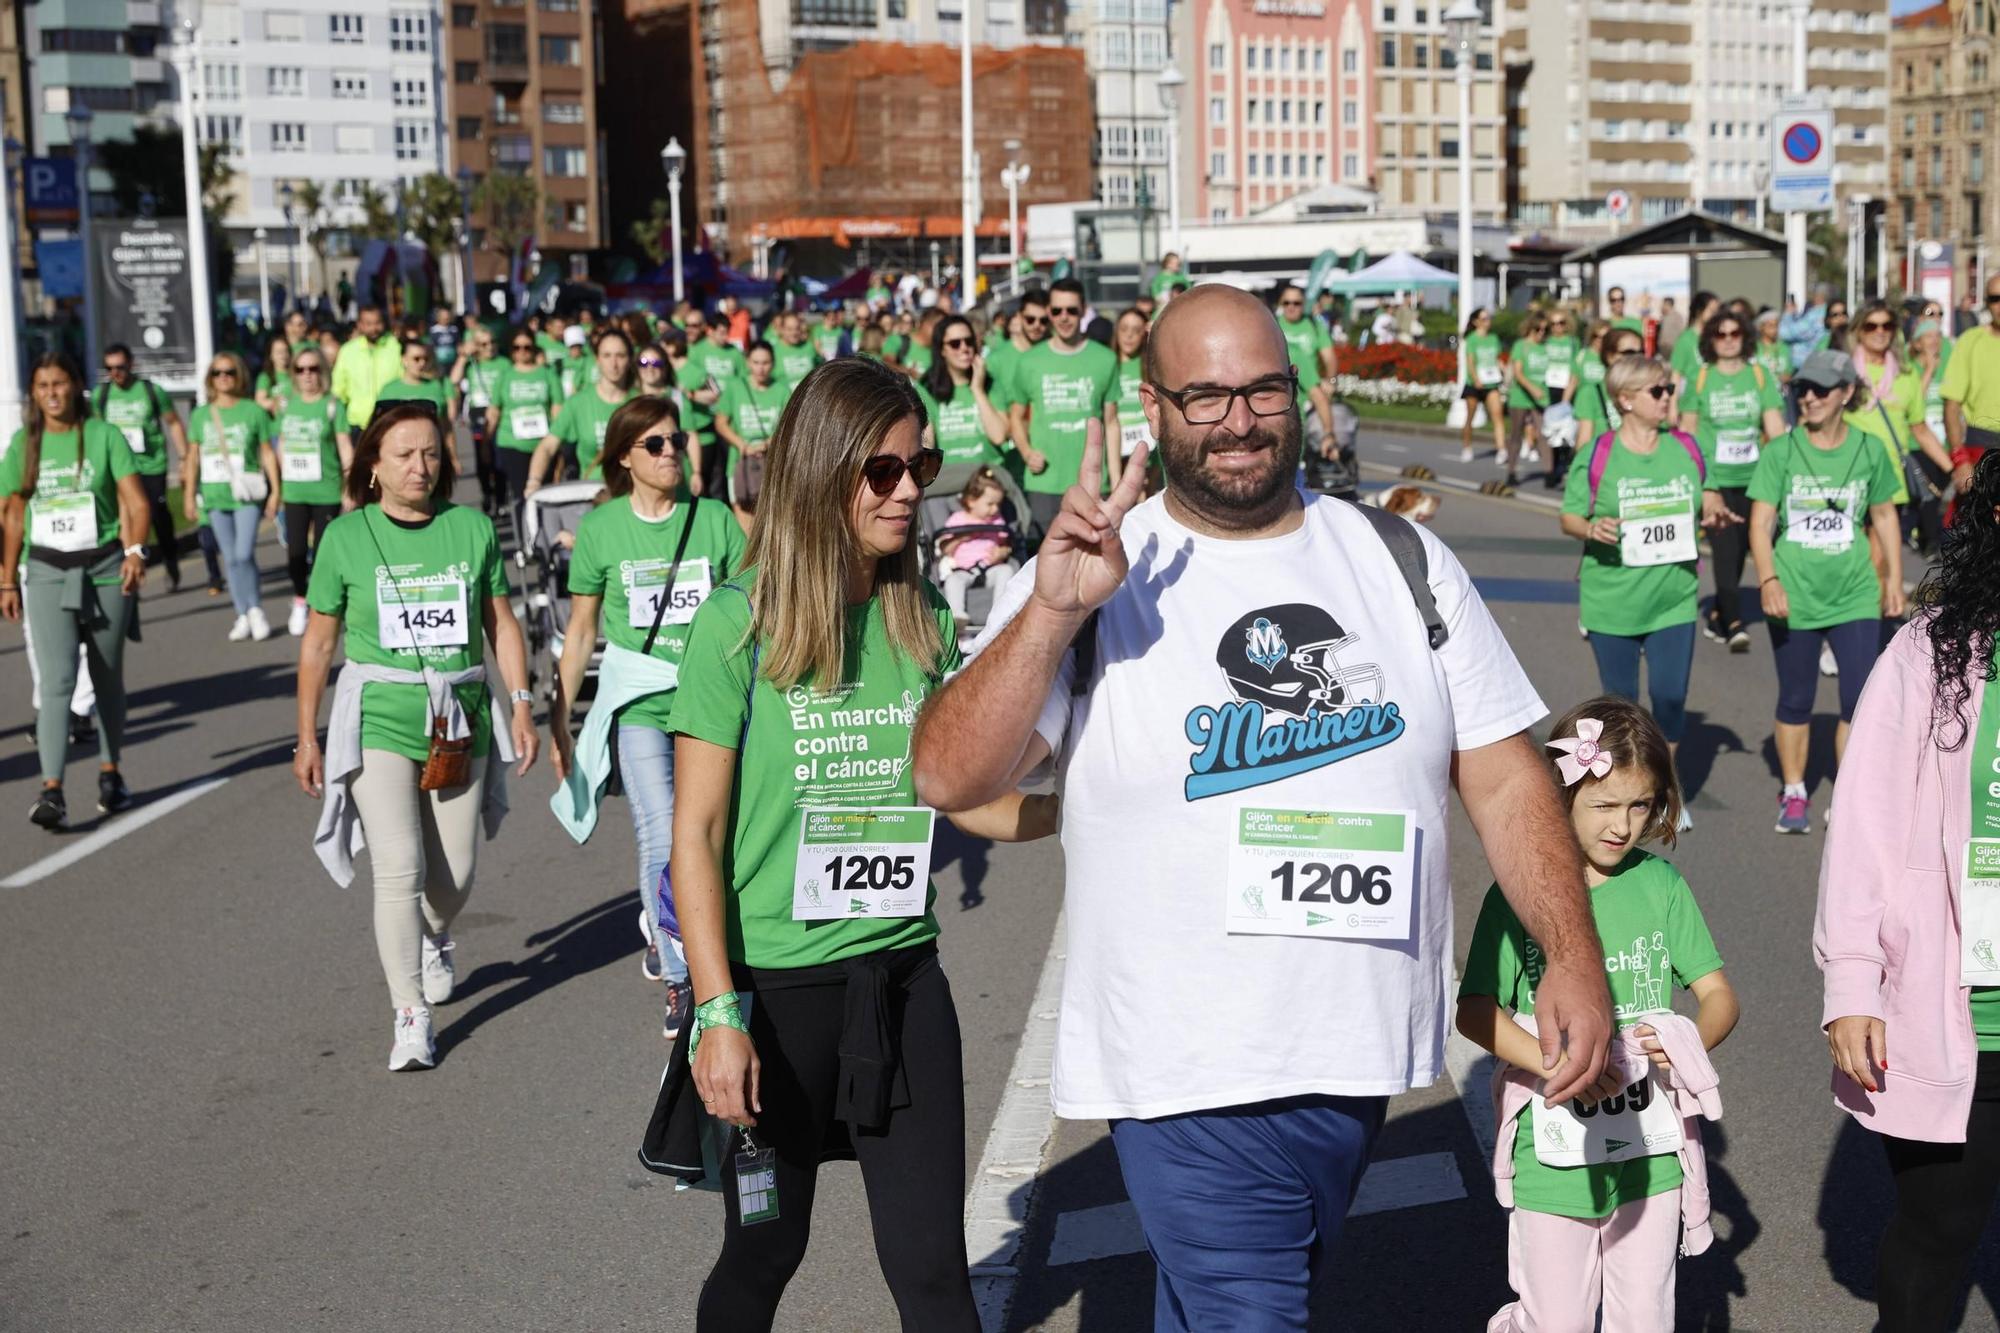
top-left (919, 460), bottom-right (1033, 647)
top-left (518, 480), bottom-right (605, 707)
top-left (1300, 398), bottom-right (1361, 501)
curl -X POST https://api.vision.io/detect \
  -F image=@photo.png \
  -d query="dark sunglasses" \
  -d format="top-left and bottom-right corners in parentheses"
top-left (511, 342), bottom-right (536, 352)
top-left (1859, 319), bottom-right (1895, 332)
top-left (295, 363), bottom-right (326, 374)
top-left (1050, 305), bottom-right (1084, 316)
top-left (860, 448), bottom-right (943, 496)
top-left (1986, 294), bottom-right (2000, 305)
top-left (636, 431), bottom-right (688, 456)
top-left (102, 362), bottom-right (130, 373)
top-left (1020, 314), bottom-right (1049, 325)
top-left (1712, 327), bottom-right (1744, 339)
top-left (1279, 299), bottom-right (1303, 308)
top-left (208, 367), bottom-right (237, 379)
top-left (637, 357), bottom-right (665, 369)
top-left (1795, 382), bottom-right (1848, 399)
top-left (1639, 384), bottom-right (1674, 401)
top-left (942, 336), bottom-right (975, 350)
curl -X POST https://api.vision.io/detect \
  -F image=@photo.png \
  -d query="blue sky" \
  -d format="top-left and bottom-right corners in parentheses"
top-left (1890, 0), bottom-right (1932, 12)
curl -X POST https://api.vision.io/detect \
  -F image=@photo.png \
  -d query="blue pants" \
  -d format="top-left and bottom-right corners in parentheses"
top-left (617, 723), bottom-right (687, 984)
top-left (1586, 620), bottom-right (1696, 743)
top-left (1110, 1094), bottom-right (1387, 1333)
top-left (206, 506), bottom-right (264, 616)
top-left (1770, 617), bottom-right (1879, 724)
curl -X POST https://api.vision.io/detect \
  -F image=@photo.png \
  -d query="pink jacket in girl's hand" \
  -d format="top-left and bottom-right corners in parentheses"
top-left (1814, 621), bottom-right (1984, 1144)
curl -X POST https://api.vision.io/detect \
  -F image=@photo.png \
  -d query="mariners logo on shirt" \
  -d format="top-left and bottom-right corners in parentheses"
top-left (1182, 603), bottom-right (1407, 800)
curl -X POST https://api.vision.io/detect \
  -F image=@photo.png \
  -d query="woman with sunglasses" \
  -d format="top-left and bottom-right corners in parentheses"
top-left (1678, 311), bottom-right (1786, 653)
top-left (1748, 351), bottom-right (1906, 836)
top-left (295, 401), bottom-right (538, 1071)
top-left (525, 327), bottom-right (639, 494)
top-left (1458, 307), bottom-right (1508, 463)
top-left (549, 397), bottom-right (745, 1038)
top-left (276, 348), bottom-right (354, 637)
top-left (1, 353), bottom-right (149, 829)
top-left (182, 352), bottom-right (280, 642)
top-left (634, 341), bottom-right (675, 400)
top-left (255, 334), bottom-right (295, 415)
top-left (917, 314), bottom-right (1009, 473)
top-left (1561, 356), bottom-right (1725, 817)
top-left (486, 328), bottom-right (566, 529)
top-left (1572, 323), bottom-right (1646, 457)
top-left (1502, 311), bottom-right (1551, 482)
top-left (673, 358), bottom-right (1052, 1331)
top-left (1848, 300), bottom-right (1954, 560)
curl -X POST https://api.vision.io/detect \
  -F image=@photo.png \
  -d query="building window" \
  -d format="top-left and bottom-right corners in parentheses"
top-left (1441, 136), bottom-right (1458, 159)
top-left (1973, 143), bottom-right (1987, 185)
top-left (203, 63), bottom-right (242, 100)
top-left (1209, 42), bottom-right (1224, 69)
top-left (1973, 109), bottom-right (1988, 134)
top-left (336, 125), bottom-right (372, 155)
top-left (1342, 99), bottom-right (1357, 124)
top-left (494, 136), bottom-right (533, 171)
top-left (390, 11), bottom-right (431, 52)
top-left (395, 78), bottom-right (430, 109)
top-left (1209, 150), bottom-right (1226, 176)
top-left (1931, 145), bottom-right (1943, 185)
top-left (395, 119), bottom-right (434, 161)
top-left (543, 145), bottom-right (587, 176)
top-left (1264, 153), bottom-right (1274, 176)
top-left (544, 98), bottom-right (584, 124)
top-left (1099, 28), bottom-right (1131, 67)
top-left (1474, 50), bottom-right (1491, 70)
top-left (793, 0), bottom-right (877, 24)
top-left (1901, 149), bottom-right (1916, 189)
top-left (1342, 47), bottom-right (1357, 72)
top-left (487, 25), bottom-right (528, 65)
top-left (1248, 155), bottom-right (1259, 177)
top-left (492, 92), bottom-right (522, 124)
top-left (1413, 40), bottom-right (1428, 67)
top-left (1314, 100), bottom-right (1325, 124)
top-left (328, 14), bottom-right (364, 42)
top-left (1380, 38), bottom-right (1396, 66)
top-left (267, 65), bottom-right (305, 97)
top-left (1343, 152), bottom-right (1357, 176)
top-left (41, 29), bottom-right (128, 53)
top-left (1137, 28), bottom-right (1166, 67)
top-left (271, 122), bottom-right (308, 153)
top-left (1209, 97), bottom-right (1224, 124)
top-left (557, 201), bottom-right (588, 233)
top-left (202, 115), bottom-right (245, 153)
top-left (1279, 46), bottom-right (1290, 71)
top-left (266, 11), bottom-right (304, 40)
top-left (452, 4), bottom-right (476, 25)
top-left (1314, 48), bottom-right (1325, 71)
top-left (540, 35), bottom-right (580, 64)
top-left (1933, 111), bottom-right (1945, 134)
top-left (456, 116), bottom-right (481, 140)
top-left (1314, 153), bottom-right (1325, 176)
top-left (1279, 100), bottom-right (1290, 124)
top-left (454, 61), bottom-right (479, 82)
top-left (1248, 98), bottom-right (1260, 124)
top-left (333, 71), bottom-right (369, 98)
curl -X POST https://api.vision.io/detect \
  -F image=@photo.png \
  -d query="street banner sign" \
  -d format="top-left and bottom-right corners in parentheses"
top-left (24, 158), bottom-right (79, 227)
top-left (34, 238), bottom-right (83, 298)
top-left (1770, 95), bottom-right (1834, 214)
top-left (92, 218), bottom-right (198, 388)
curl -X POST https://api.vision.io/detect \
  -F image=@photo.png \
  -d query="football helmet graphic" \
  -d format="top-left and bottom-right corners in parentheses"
top-left (1217, 603), bottom-right (1386, 716)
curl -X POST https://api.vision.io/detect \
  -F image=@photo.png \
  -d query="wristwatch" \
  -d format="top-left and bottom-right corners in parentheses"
top-left (123, 544), bottom-right (147, 559)
top-left (509, 689), bottom-right (534, 706)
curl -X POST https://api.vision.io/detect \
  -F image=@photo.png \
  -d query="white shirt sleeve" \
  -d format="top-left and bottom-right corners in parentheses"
top-left (1414, 525), bottom-right (1549, 751)
top-left (962, 554), bottom-right (1076, 760)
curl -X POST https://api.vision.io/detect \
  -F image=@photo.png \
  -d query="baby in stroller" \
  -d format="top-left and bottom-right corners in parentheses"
top-left (934, 467), bottom-right (1018, 630)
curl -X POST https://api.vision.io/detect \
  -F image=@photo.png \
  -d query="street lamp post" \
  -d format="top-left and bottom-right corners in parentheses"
top-left (1156, 65), bottom-right (1185, 259)
top-left (0, 140), bottom-right (24, 438)
top-left (1000, 140), bottom-right (1029, 300)
top-left (254, 226), bottom-right (270, 323)
top-left (65, 105), bottom-right (97, 374)
top-left (1785, 0), bottom-right (1809, 306)
top-left (959, 7), bottom-right (978, 314)
top-left (1445, 0), bottom-right (1480, 392)
top-left (168, 0), bottom-right (215, 378)
top-left (661, 138), bottom-right (686, 304)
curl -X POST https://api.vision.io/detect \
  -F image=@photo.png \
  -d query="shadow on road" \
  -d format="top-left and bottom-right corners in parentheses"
top-left (1679, 1123), bottom-right (1760, 1330)
top-left (436, 892), bottom-right (636, 1059)
top-left (935, 819), bottom-right (994, 911)
top-left (1675, 710), bottom-right (1747, 803)
top-left (1757, 714), bottom-right (1845, 794)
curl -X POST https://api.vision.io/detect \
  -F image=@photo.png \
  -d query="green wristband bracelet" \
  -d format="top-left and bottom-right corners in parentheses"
top-left (689, 991), bottom-right (747, 1066)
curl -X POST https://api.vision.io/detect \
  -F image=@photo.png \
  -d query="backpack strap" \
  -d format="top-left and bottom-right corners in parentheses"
top-left (1666, 428), bottom-right (1707, 483)
top-left (1585, 431), bottom-right (1617, 512)
top-left (92, 384), bottom-right (107, 418)
top-left (1344, 498), bottom-right (1448, 650)
top-left (1694, 364), bottom-right (1708, 395)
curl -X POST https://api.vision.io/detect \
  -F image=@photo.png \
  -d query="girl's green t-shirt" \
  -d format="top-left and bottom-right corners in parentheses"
top-left (255, 369), bottom-right (293, 412)
top-left (0, 420), bottom-right (137, 567)
top-left (717, 379), bottom-right (793, 479)
top-left (275, 394), bottom-right (351, 506)
top-left (917, 381), bottom-right (1002, 468)
top-left (1542, 336), bottom-right (1581, 394)
top-left (493, 365), bottom-right (564, 453)
top-left (192, 400), bottom-right (274, 512)
top-left (1506, 338), bottom-right (1549, 409)
top-left (376, 378), bottom-right (450, 416)
top-left (1682, 362), bottom-right (1782, 491)
top-left (1561, 432), bottom-right (1704, 635)
top-left (305, 504), bottom-right (510, 762)
top-left (1465, 332), bottom-right (1504, 389)
top-left (668, 575), bottom-right (962, 970)
top-left (565, 495), bottom-right (747, 731)
top-left (552, 385), bottom-right (635, 481)
top-left (1458, 850), bottom-right (1723, 1220)
top-left (1746, 426), bottom-right (1903, 630)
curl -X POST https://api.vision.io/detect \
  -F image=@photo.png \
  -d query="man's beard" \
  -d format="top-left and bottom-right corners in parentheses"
top-left (1157, 409), bottom-right (1302, 522)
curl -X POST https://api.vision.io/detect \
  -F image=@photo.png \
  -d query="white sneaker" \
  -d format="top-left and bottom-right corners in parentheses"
top-left (1459, 446), bottom-right (1475, 463)
top-left (1820, 642), bottom-right (1839, 677)
top-left (287, 598), bottom-right (309, 636)
top-left (421, 933), bottom-right (456, 1005)
top-left (227, 614), bottom-right (251, 642)
top-left (388, 1007), bottom-right (435, 1071)
top-left (247, 606), bottom-right (273, 641)
top-left (1676, 804), bottom-right (1694, 833)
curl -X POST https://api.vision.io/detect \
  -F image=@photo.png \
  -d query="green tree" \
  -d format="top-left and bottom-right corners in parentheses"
top-left (471, 172), bottom-right (538, 264)
top-left (356, 183), bottom-right (398, 242)
top-left (629, 198), bottom-right (674, 266)
top-left (284, 180), bottom-right (330, 297)
top-left (402, 173), bottom-right (464, 255)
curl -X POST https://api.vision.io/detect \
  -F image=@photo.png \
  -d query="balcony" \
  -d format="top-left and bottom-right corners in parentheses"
top-left (485, 29), bottom-right (531, 85)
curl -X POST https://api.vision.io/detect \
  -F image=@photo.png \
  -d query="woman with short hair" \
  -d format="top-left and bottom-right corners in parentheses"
top-left (182, 350), bottom-right (280, 642)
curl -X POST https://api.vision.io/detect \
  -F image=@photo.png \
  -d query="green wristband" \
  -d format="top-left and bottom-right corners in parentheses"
top-left (689, 991), bottom-right (747, 1066)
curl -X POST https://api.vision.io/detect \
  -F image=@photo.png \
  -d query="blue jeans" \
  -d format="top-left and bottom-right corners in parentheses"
top-left (206, 506), bottom-right (264, 616)
top-left (1110, 1094), bottom-right (1387, 1333)
top-left (1586, 619), bottom-right (1697, 742)
top-left (617, 722), bottom-right (686, 984)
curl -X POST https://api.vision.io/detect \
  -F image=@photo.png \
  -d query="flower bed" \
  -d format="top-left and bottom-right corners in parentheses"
top-left (1334, 343), bottom-right (1458, 385)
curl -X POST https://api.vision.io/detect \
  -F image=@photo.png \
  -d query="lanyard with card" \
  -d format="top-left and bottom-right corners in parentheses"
top-left (1225, 806), bottom-right (1417, 941)
top-left (1618, 488), bottom-right (1697, 567)
top-left (30, 489), bottom-right (98, 552)
top-left (1530, 1059), bottom-right (1683, 1168)
top-left (792, 806), bottom-right (934, 920)
top-left (733, 1128), bottom-right (780, 1226)
top-left (1962, 671), bottom-right (2000, 985)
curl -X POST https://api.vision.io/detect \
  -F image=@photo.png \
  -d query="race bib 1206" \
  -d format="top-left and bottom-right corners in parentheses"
top-left (1225, 806), bottom-right (1417, 941)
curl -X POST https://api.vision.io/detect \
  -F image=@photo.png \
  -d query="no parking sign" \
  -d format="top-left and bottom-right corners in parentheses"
top-left (1769, 95), bottom-right (1834, 213)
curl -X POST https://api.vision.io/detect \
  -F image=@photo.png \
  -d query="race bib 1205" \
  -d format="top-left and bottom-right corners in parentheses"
top-left (792, 806), bottom-right (934, 921)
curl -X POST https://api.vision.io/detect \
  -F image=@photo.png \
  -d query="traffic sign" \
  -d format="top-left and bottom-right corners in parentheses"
top-left (1770, 96), bottom-right (1834, 214)
top-left (24, 158), bottom-right (78, 227)
top-left (1605, 190), bottom-right (1632, 223)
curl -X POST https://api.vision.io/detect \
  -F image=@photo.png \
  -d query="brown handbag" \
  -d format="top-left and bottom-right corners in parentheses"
top-left (420, 710), bottom-right (475, 791)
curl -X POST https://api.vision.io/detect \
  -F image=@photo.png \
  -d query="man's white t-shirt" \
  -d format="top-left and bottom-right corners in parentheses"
top-left (971, 491), bottom-right (1544, 1121)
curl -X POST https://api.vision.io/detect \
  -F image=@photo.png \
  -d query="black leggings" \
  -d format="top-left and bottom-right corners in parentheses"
top-left (697, 949), bottom-right (978, 1333)
top-left (496, 449), bottom-right (534, 546)
top-left (284, 502), bottom-right (341, 597)
top-left (1877, 1050), bottom-right (2000, 1331)
top-left (138, 473), bottom-right (179, 577)
top-left (1706, 485), bottom-right (1754, 632)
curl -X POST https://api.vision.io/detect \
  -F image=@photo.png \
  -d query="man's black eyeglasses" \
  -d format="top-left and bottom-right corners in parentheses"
top-left (1149, 368), bottom-right (1298, 425)
top-left (861, 448), bottom-right (944, 496)
top-left (636, 431), bottom-right (688, 456)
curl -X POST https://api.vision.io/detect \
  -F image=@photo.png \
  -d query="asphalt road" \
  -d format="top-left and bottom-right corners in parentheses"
top-left (4, 428), bottom-right (1993, 1332)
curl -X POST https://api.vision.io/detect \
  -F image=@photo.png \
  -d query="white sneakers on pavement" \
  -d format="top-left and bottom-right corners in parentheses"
top-left (389, 1007), bottom-right (436, 1071)
top-left (288, 598), bottom-right (310, 636)
top-left (421, 933), bottom-right (456, 1005)
top-left (227, 614), bottom-right (251, 642)
top-left (247, 606), bottom-right (273, 641)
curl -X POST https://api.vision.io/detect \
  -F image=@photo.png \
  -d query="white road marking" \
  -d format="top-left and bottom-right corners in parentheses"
top-left (2, 776), bottom-right (232, 889)
top-left (1044, 1151), bottom-right (1469, 1268)
top-left (1447, 1028), bottom-right (1501, 1171)
top-left (965, 910), bottom-right (1067, 1333)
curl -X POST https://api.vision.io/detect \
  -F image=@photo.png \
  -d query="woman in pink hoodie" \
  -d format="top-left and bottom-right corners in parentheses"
top-left (1816, 452), bottom-right (2000, 1331)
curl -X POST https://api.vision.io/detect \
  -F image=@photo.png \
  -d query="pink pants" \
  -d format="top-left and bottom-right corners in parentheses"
top-left (1486, 1188), bottom-right (1681, 1333)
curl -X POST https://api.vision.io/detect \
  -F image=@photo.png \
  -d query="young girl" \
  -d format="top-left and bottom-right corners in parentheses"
top-left (937, 467), bottom-right (1015, 623)
top-left (1457, 697), bottom-right (1740, 1333)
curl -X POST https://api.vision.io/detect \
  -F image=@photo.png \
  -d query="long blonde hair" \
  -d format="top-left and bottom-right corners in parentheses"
top-left (744, 357), bottom-right (940, 689)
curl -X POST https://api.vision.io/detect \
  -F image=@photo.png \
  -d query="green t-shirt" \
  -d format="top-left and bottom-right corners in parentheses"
top-left (1506, 338), bottom-right (1550, 410)
top-left (275, 395), bottom-right (350, 506)
top-left (492, 364), bottom-right (564, 453)
top-left (304, 504), bottom-right (511, 762)
top-left (718, 378), bottom-right (793, 479)
top-left (673, 360), bottom-right (717, 439)
top-left (0, 420), bottom-right (137, 569)
top-left (560, 354), bottom-right (591, 400)
top-left (1150, 270), bottom-right (1191, 299)
top-left (461, 357), bottom-right (506, 416)
top-left (1682, 362), bottom-right (1782, 491)
top-left (191, 400), bottom-right (274, 512)
top-left (1561, 432), bottom-right (1703, 636)
top-left (1542, 336), bottom-right (1581, 395)
top-left (1923, 369), bottom-right (1946, 439)
top-left (1754, 341), bottom-right (1790, 385)
top-left (1458, 850), bottom-right (1723, 1220)
top-left (552, 385), bottom-right (635, 481)
top-left (255, 369), bottom-right (293, 413)
top-left (1669, 327), bottom-right (1703, 382)
top-left (691, 342), bottom-right (750, 396)
top-left (535, 333), bottom-right (564, 364)
top-left (1747, 426), bottom-right (1902, 630)
top-left (1278, 314), bottom-right (1332, 390)
top-left (905, 343), bottom-right (933, 377)
top-left (376, 378), bottom-right (450, 417)
top-left (93, 379), bottom-right (173, 477)
top-left (918, 380), bottom-right (1002, 468)
top-left (1115, 356), bottom-right (1149, 435)
top-left (565, 495), bottom-right (746, 731)
top-left (1610, 316), bottom-right (1645, 335)
top-left (1465, 332), bottom-right (1504, 390)
top-left (667, 574), bottom-right (962, 969)
top-left (772, 340), bottom-right (821, 387)
top-left (811, 324), bottom-right (846, 361)
top-left (1007, 339), bottom-right (1120, 496)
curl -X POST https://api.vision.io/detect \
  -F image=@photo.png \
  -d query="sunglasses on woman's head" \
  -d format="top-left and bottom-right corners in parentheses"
top-left (860, 448), bottom-right (944, 496)
top-left (636, 431), bottom-right (688, 456)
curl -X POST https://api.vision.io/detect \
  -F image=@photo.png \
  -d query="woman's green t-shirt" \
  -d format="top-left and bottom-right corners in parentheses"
top-left (552, 385), bottom-right (635, 481)
top-left (462, 357), bottom-right (506, 415)
top-left (717, 379), bottom-right (793, 479)
top-left (1681, 362), bottom-right (1782, 491)
top-left (918, 380), bottom-right (1001, 468)
top-left (668, 575), bottom-right (962, 970)
top-left (1844, 366), bottom-right (1926, 507)
top-left (1506, 338), bottom-right (1549, 410)
top-left (305, 504), bottom-right (511, 762)
top-left (1561, 431), bottom-right (1704, 635)
top-left (566, 495), bottom-right (747, 731)
top-left (493, 364), bottom-right (564, 453)
top-left (1465, 332), bottom-right (1504, 390)
top-left (255, 369), bottom-right (292, 412)
top-left (276, 395), bottom-right (351, 506)
top-left (772, 341), bottom-right (821, 387)
top-left (1542, 336), bottom-right (1580, 395)
top-left (192, 400), bottom-right (274, 512)
top-left (0, 420), bottom-right (137, 568)
top-left (376, 377), bottom-right (450, 418)
top-left (1746, 426), bottom-right (1903, 630)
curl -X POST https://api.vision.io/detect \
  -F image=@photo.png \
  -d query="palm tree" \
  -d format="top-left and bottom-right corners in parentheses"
top-left (289, 179), bottom-right (329, 299)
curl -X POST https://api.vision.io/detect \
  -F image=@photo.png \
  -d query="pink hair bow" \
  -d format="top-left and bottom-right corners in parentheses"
top-left (1548, 717), bottom-right (1614, 786)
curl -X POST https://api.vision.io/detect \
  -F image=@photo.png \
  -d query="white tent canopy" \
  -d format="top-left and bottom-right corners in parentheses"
top-left (1322, 250), bottom-right (1458, 295)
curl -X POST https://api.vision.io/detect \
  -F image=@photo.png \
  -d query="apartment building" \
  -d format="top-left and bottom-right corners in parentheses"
top-left (21, 0), bottom-right (173, 155)
top-left (448, 0), bottom-right (607, 281)
top-left (1370, 0), bottom-right (1504, 219)
top-left (1078, 0), bottom-right (1174, 209)
top-left (1888, 0), bottom-right (1995, 285)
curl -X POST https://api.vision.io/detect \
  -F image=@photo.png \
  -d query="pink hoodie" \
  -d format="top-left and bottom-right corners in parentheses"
top-left (1815, 621), bottom-right (1985, 1144)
